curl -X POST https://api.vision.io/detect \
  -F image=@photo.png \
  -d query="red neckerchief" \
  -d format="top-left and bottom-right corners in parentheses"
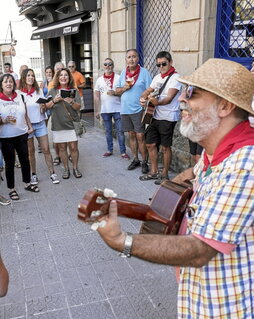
top-left (125, 65), bottom-right (141, 86)
top-left (21, 87), bottom-right (36, 97)
top-left (0, 92), bottom-right (17, 101)
top-left (161, 66), bottom-right (176, 79)
top-left (103, 72), bottom-right (114, 89)
top-left (57, 86), bottom-right (71, 90)
top-left (203, 120), bottom-right (254, 171)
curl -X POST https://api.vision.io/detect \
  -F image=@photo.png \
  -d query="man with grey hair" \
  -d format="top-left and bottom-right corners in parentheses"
top-left (87, 58), bottom-right (254, 318)
top-left (67, 60), bottom-right (86, 111)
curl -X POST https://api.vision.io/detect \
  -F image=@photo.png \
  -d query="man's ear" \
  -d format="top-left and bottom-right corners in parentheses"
top-left (217, 99), bottom-right (236, 118)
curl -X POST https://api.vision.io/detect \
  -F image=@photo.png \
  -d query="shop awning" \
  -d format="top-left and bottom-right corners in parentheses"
top-left (31, 15), bottom-right (83, 40)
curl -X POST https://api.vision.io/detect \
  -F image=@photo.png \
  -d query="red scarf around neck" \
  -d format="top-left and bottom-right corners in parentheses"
top-left (125, 65), bottom-right (141, 86)
top-left (103, 72), bottom-right (114, 89)
top-left (203, 120), bottom-right (254, 171)
top-left (0, 92), bottom-right (17, 101)
top-left (21, 87), bottom-right (36, 97)
top-left (161, 66), bottom-right (176, 79)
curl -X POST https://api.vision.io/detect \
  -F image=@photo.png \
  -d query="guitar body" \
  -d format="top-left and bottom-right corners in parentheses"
top-left (141, 102), bottom-right (155, 125)
top-left (78, 180), bottom-right (193, 236)
top-left (140, 180), bottom-right (193, 235)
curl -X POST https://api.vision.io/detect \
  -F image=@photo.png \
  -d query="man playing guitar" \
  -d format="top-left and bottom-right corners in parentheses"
top-left (139, 51), bottom-right (181, 185)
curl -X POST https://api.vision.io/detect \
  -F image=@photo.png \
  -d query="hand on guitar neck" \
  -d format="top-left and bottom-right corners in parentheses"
top-left (78, 180), bottom-right (193, 235)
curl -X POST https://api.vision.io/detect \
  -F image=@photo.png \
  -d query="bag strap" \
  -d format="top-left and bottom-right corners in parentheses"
top-left (62, 101), bottom-right (76, 122)
top-left (158, 72), bottom-right (174, 96)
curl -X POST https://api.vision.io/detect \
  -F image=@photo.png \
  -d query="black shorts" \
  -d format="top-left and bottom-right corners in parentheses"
top-left (145, 119), bottom-right (177, 147)
top-left (189, 140), bottom-right (203, 155)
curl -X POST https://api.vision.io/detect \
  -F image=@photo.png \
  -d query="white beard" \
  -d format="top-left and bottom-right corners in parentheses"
top-left (180, 101), bottom-right (221, 142)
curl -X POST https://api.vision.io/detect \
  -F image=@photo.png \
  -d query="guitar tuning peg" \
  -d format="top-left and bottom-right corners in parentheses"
top-left (96, 196), bottom-right (107, 204)
top-left (91, 210), bottom-right (103, 219)
top-left (103, 188), bottom-right (117, 198)
top-left (94, 187), bottom-right (103, 193)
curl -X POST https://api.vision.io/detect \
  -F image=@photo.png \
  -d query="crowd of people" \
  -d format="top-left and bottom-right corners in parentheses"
top-left (0, 54), bottom-right (254, 318)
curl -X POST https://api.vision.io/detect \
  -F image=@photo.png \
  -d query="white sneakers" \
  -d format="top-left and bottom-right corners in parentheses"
top-left (50, 173), bottom-right (60, 184)
top-left (31, 174), bottom-right (60, 185)
top-left (30, 174), bottom-right (39, 185)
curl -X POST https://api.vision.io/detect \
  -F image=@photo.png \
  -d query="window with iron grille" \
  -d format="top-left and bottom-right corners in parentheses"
top-left (215, 0), bottom-right (254, 68)
top-left (136, 0), bottom-right (171, 77)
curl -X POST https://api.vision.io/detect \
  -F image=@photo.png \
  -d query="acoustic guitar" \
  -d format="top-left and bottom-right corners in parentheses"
top-left (78, 180), bottom-right (193, 235)
top-left (141, 88), bottom-right (160, 125)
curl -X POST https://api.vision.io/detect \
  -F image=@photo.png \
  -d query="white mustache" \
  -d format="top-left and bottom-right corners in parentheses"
top-left (180, 101), bottom-right (192, 113)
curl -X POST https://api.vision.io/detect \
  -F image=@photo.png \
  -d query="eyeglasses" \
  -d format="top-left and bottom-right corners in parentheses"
top-left (182, 85), bottom-right (202, 99)
top-left (104, 62), bottom-right (113, 67)
top-left (68, 65), bottom-right (75, 68)
top-left (156, 62), bottom-right (168, 68)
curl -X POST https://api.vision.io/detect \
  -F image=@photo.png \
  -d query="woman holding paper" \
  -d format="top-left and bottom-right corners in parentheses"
top-left (46, 68), bottom-right (82, 179)
top-left (19, 68), bottom-right (59, 185)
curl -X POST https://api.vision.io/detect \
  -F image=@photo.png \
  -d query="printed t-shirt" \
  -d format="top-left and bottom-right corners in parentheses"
top-left (94, 73), bottom-right (121, 113)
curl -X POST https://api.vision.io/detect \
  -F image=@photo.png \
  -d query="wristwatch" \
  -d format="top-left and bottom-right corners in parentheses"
top-left (119, 232), bottom-right (133, 258)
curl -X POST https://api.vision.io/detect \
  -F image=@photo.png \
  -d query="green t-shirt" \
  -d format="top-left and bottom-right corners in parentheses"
top-left (48, 88), bottom-right (81, 131)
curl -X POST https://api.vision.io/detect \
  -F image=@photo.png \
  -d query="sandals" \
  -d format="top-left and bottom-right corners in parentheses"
top-left (73, 168), bottom-right (82, 178)
top-left (62, 169), bottom-right (70, 179)
top-left (154, 175), bottom-right (169, 185)
top-left (25, 184), bottom-right (40, 192)
top-left (53, 157), bottom-right (61, 166)
top-left (9, 190), bottom-right (20, 200)
top-left (139, 173), bottom-right (159, 181)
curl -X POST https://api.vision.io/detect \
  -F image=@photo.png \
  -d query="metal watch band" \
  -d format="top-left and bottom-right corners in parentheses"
top-left (119, 232), bottom-right (133, 258)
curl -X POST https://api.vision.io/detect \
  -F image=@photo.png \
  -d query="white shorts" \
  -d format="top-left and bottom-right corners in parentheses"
top-left (52, 130), bottom-right (78, 143)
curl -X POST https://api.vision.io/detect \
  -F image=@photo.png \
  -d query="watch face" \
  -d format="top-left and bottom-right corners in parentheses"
top-left (75, 1), bottom-right (79, 11)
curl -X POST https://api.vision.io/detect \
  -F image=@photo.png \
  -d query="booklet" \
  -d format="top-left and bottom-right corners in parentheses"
top-left (60, 89), bottom-right (76, 98)
top-left (36, 96), bottom-right (52, 104)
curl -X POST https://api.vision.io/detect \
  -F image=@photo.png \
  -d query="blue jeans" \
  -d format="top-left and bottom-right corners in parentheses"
top-left (101, 112), bottom-right (126, 154)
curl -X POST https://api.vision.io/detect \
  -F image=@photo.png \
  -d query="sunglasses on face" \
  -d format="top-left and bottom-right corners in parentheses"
top-left (104, 62), bottom-right (113, 67)
top-left (156, 62), bottom-right (168, 68)
top-left (182, 85), bottom-right (202, 99)
top-left (68, 66), bottom-right (75, 68)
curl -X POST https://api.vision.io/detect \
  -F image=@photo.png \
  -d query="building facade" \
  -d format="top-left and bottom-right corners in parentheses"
top-left (16, 0), bottom-right (254, 170)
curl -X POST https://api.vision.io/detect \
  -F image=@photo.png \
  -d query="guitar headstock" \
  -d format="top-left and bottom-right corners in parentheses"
top-left (78, 187), bottom-right (117, 222)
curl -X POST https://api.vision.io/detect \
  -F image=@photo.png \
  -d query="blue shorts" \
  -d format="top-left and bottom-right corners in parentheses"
top-left (28, 121), bottom-right (48, 139)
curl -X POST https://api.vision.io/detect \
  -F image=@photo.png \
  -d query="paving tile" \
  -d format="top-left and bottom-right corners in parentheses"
top-left (0, 116), bottom-right (178, 318)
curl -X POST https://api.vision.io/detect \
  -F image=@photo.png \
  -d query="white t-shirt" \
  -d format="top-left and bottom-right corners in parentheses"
top-left (150, 73), bottom-right (182, 121)
top-left (0, 92), bottom-right (28, 138)
top-left (94, 73), bottom-right (121, 113)
top-left (21, 89), bottom-right (46, 123)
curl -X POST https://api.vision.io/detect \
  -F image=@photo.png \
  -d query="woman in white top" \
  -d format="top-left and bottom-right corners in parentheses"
top-left (0, 74), bottom-right (36, 200)
top-left (19, 69), bottom-right (59, 185)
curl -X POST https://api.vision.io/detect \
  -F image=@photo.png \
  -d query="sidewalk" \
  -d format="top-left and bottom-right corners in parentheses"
top-left (0, 113), bottom-right (178, 319)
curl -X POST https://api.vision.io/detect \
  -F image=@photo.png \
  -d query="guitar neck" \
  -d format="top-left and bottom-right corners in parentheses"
top-left (108, 198), bottom-right (169, 224)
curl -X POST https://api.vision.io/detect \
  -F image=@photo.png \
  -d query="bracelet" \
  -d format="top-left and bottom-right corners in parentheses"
top-left (119, 232), bottom-right (133, 258)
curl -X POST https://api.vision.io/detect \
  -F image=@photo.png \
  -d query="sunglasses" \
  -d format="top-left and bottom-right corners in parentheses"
top-left (104, 62), bottom-right (113, 67)
top-left (68, 66), bottom-right (75, 68)
top-left (156, 62), bottom-right (168, 68)
top-left (182, 85), bottom-right (204, 99)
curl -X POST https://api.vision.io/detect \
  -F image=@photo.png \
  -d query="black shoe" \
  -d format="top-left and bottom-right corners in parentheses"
top-left (128, 159), bottom-right (140, 170)
top-left (154, 175), bottom-right (169, 185)
top-left (141, 162), bottom-right (149, 174)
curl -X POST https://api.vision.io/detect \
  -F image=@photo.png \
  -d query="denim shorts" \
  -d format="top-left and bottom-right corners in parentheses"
top-left (28, 120), bottom-right (48, 139)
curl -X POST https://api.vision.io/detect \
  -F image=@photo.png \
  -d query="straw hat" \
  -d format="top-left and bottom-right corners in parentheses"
top-left (178, 58), bottom-right (254, 115)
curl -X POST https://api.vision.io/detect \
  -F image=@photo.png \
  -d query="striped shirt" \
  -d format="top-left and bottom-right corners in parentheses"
top-left (178, 145), bottom-right (254, 318)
